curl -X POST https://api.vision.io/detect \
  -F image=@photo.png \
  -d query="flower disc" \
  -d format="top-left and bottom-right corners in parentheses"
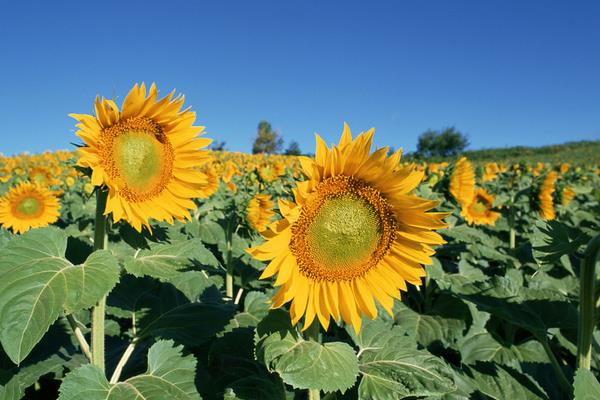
top-left (0, 182), bottom-right (60, 233)
top-left (291, 176), bottom-right (396, 281)
top-left (462, 188), bottom-right (500, 225)
top-left (247, 123), bottom-right (448, 333)
top-left (71, 83), bottom-right (213, 231)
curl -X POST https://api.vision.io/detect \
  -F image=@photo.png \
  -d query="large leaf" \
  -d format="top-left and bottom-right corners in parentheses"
top-left (0, 322), bottom-right (87, 400)
top-left (0, 227), bottom-right (120, 364)
top-left (206, 328), bottom-right (285, 400)
top-left (352, 320), bottom-right (456, 399)
top-left (454, 276), bottom-right (578, 334)
top-left (225, 291), bottom-right (270, 332)
top-left (108, 276), bottom-right (233, 346)
top-left (123, 239), bottom-right (219, 281)
top-left (58, 340), bottom-right (200, 400)
top-left (531, 221), bottom-right (588, 265)
top-left (464, 362), bottom-right (548, 400)
top-left (394, 299), bottom-right (468, 348)
top-left (255, 310), bottom-right (359, 393)
top-left (573, 369), bottom-right (600, 400)
top-left (460, 333), bottom-right (548, 366)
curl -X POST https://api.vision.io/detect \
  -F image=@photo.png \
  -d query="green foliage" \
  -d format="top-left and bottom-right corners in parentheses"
top-left (255, 310), bottom-right (359, 393)
top-left (1, 147), bottom-right (599, 399)
top-left (0, 227), bottom-right (120, 364)
top-left (252, 121), bottom-right (284, 154)
top-left (573, 369), bottom-right (600, 400)
top-left (352, 320), bottom-right (456, 399)
top-left (284, 140), bottom-right (302, 156)
top-left (58, 340), bottom-right (200, 400)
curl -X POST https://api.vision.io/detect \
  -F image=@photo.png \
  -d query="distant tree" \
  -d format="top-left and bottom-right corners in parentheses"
top-left (284, 141), bottom-right (302, 156)
top-left (210, 141), bottom-right (226, 151)
top-left (416, 127), bottom-right (468, 158)
top-left (252, 121), bottom-right (284, 154)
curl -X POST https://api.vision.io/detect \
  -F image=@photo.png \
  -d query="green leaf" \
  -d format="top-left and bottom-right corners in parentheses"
top-left (207, 329), bottom-right (285, 400)
top-left (531, 221), bottom-right (588, 265)
top-left (123, 239), bottom-right (219, 281)
top-left (460, 333), bottom-right (548, 366)
top-left (0, 227), bottom-right (120, 364)
top-left (464, 362), bottom-right (548, 400)
top-left (394, 300), bottom-right (467, 347)
top-left (353, 320), bottom-right (456, 399)
top-left (225, 291), bottom-right (270, 332)
top-left (58, 340), bottom-right (201, 400)
top-left (573, 369), bottom-right (600, 400)
top-left (255, 310), bottom-right (359, 393)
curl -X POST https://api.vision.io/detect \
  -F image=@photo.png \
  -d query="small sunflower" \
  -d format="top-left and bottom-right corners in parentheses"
top-left (197, 163), bottom-right (219, 199)
top-left (539, 171), bottom-right (557, 220)
top-left (561, 186), bottom-right (576, 206)
top-left (28, 166), bottom-right (60, 187)
top-left (71, 83), bottom-right (212, 231)
top-left (449, 157), bottom-right (475, 207)
top-left (247, 194), bottom-right (275, 232)
top-left (247, 124), bottom-right (447, 333)
top-left (0, 182), bottom-right (60, 234)
top-left (461, 188), bottom-right (500, 226)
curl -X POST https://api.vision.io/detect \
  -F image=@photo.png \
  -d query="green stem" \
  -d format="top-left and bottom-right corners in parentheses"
top-left (577, 233), bottom-right (600, 370)
top-left (509, 227), bottom-right (516, 250)
top-left (91, 188), bottom-right (108, 373)
top-left (538, 333), bottom-right (573, 399)
top-left (109, 340), bottom-right (136, 384)
top-left (225, 219), bottom-right (234, 299)
top-left (65, 314), bottom-right (91, 361)
top-left (306, 321), bottom-right (321, 400)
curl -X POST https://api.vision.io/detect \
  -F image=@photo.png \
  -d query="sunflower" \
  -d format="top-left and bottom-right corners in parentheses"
top-left (71, 83), bottom-right (212, 231)
top-left (461, 188), bottom-right (500, 225)
top-left (449, 157), bottom-right (475, 207)
top-left (197, 163), bottom-right (219, 198)
top-left (482, 162), bottom-right (500, 182)
top-left (0, 182), bottom-right (60, 234)
top-left (247, 194), bottom-right (275, 232)
top-left (561, 186), bottom-right (576, 206)
top-left (247, 124), bottom-right (447, 333)
top-left (539, 171), bottom-right (557, 220)
top-left (28, 166), bottom-right (60, 186)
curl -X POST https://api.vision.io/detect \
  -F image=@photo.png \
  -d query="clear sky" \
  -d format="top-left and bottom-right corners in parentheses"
top-left (0, 0), bottom-right (599, 156)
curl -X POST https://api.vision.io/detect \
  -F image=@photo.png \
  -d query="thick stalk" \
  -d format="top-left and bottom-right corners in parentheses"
top-left (65, 314), bottom-right (91, 361)
top-left (306, 321), bottom-right (321, 400)
top-left (508, 202), bottom-right (516, 250)
top-left (509, 227), bottom-right (516, 250)
top-left (225, 219), bottom-right (234, 299)
top-left (577, 233), bottom-right (600, 370)
top-left (538, 334), bottom-right (572, 399)
top-left (91, 188), bottom-right (108, 373)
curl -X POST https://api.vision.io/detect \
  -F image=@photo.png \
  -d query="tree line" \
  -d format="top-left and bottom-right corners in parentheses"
top-left (212, 121), bottom-right (469, 158)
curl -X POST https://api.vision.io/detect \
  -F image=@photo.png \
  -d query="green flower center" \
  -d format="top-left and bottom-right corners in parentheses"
top-left (114, 131), bottom-right (162, 190)
top-left (102, 117), bottom-right (174, 202)
top-left (16, 197), bottom-right (41, 216)
top-left (290, 176), bottom-right (397, 282)
top-left (307, 195), bottom-right (381, 271)
top-left (471, 199), bottom-right (488, 215)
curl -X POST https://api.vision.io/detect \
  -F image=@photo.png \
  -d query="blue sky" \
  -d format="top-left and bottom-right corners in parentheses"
top-left (0, 0), bottom-right (599, 156)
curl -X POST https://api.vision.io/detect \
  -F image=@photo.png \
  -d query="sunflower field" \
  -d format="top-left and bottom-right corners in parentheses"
top-left (0, 85), bottom-right (600, 400)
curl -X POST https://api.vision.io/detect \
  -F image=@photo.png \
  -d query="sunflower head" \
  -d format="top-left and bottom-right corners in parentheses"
top-left (561, 186), bottom-right (576, 206)
top-left (539, 171), bottom-right (558, 220)
top-left (71, 83), bottom-right (212, 232)
top-left (449, 157), bottom-right (475, 207)
top-left (247, 194), bottom-right (275, 232)
top-left (0, 182), bottom-right (61, 234)
top-left (247, 123), bottom-right (448, 333)
top-left (461, 188), bottom-right (500, 225)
